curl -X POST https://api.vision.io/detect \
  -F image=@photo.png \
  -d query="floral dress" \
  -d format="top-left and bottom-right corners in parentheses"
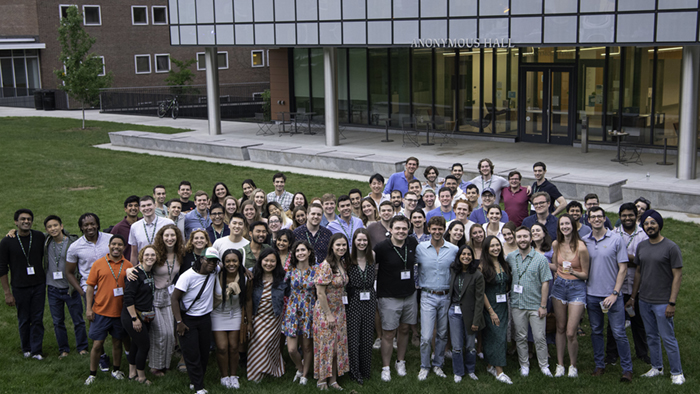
top-left (313, 261), bottom-right (350, 381)
top-left (283, 266), bottom-right (317, 338)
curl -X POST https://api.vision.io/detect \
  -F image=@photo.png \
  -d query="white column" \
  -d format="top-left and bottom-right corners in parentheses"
top-left (324, 47), bottom-right (339, 146)
top-left (678, 46), bottom-right (699, 179)
top-left (204, 47), bottom-right (221, 136)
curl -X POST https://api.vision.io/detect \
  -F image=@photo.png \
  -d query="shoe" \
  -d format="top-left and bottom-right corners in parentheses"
top-left (395, 360), bottom-right (407, 377)
top-left (79, 350), bottom-right (89, 356)
top-left (190, 384), bottom-right (195, 390)
top-left (486, 366), bottom-right (497, 377)
top-left (621, 371), bottom-right (633, 382)
top-left (221, 377), bottom-right (230, 387)
top-left (31, 354), bottom-right (44, 360)
top-left (99, 354), bottom-right (110, 372)
top-left (111, 370), bottom-right (125, 380)
top-left (418, 368), bottom-right (429, 381)
top-left (591, 367), bottom-right (605, 377)
top-left (444, 350), bottom-right (452, 359)
top-left (467, 373), bottom-right (478, 381)
top-left (496, 372), bottom-right (513, 384)
top-left (541, 367), bottom-right (553, 377)
top-left (477, 352), bottom-right (484, 359)
top-left (625, 320), bottom-right (631, 329)
top-left (568, 366), bottom-right (578, 378)
top-left (230, 376), bottom-right (240, 389)
top-left (671, 374), bottom-right (686, 385)
top-left (329, 382), bottom-right (343, 391)
top-left (554, 364), bottom-right (566, 377)
top-left (433, 367), bottom-right (446, 378)
top-left (604, 356), bottom-right (617, 366)
top-left (393, 338), bottom-right (397, 349)
top-left (454, 375), bottom-right (462, 383)
top-left (293, 370), bottom-right (303, 382)
top-left (642, 367), bottom-right (663, 378)
top-left (299, 376), bottom-right (307, 386)
top-left (23, 352), bottom-right (31, 358)
top-left (58, 352), bottom-right (69, 360)
top-left (381, 366), bottom-right (391, 382)
top-left (520, 366), bottom-right (529, 377)
top-left (373, 338), bottom-right (381, 350)
top-left (84, 375), bottom-right (97, 385)
top-left (195, 390), bottom-right (208, 394)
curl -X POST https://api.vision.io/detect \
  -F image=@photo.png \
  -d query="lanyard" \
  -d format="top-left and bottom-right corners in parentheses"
top-left (440, 210), bottom-right (453, 220)
top-left (516, 254), bottom-right (534, 284)
top-left (52, 238), bottom-right (66, 271)
top-left (166, 257), bottom-right (175, 283)
top-left (620, 227), bottom-right (639, 249)
top-left (212, 227), bottom-right (224, 240)
top-left (338, 218), bottom-right (354, 241)
top-left (457, 274), bottom-right (465, 293)
top-left (106, 256), bottom-right (124, 286)
top-left (392, 244), bottom-right (408, 271)
top-left (142, 267), bottom-right (155, 296)
top-left (143, 217), bottom-right (158, 244)
top-left (306, 228), bottom-right (320, 246)
top-left (481, 177), bottom-right (492, 193)
top-left (17, 231), bottom-right (33, 266)
top-left (196, 210), bottom-right (209, 230)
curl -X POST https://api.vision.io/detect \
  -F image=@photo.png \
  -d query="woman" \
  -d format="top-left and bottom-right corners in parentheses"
top-left (212, 249), bottom-right (249, 389)
top-left (501, 222), bottom-right (518, 256)
top-left (359, 197), bottom-right (379, 226)
top-left (267, 202), bottom-right (291, 228)
top-left (346, 229), bottom-right (376, 384)
top-left (448, 245), bottom-right (485, 383)
top-left (468, 225), bottom-right (485, 262)
top-left (267, 214), bottom-right (283, 241)
top-left (180, 230), bottom-right (212, 276)
top-left (480, 236), bottom-right (513, 384)
top-left (452, 200), bottom-right (475, 241)
top-left (465, 184), bottom-right (480, 212)
top-left (410, 209), bottom-right (430, 242)
top-left (422, 189), bottom-right (437, 213)
top-left (222, 196), bottom-right (239, 225)
top-left (252, 188), bottom-right (267, 218)
top-left (445, 220), bottom-right (466, 247)
top-left (246, 248), bottom-right (289, 382)
top-left (275, 229), bottom-right (295, 271)
top-left (283, 241), bottom-right (317, 385)
top-left (482, 205), bottom-right (505, 243)
top-left (291, 206), bottom-right (307, 230)
top-left (314, 234), bottom-right (350, 390)
top-left (239, 179), bottom-right (257, 204)
top-left (551, 215), bottom-right (589, 378)
top-left (122, 245), bottom-right (158, 385)
top-left (286, 192), bottom-right (309, 219)
top-left (211, 182), bottom-right (231, 207)
top-left (150, 224), bottom-right (184, 376)
top-left (531, 223), bottom-right (553, 264)
top-left (241, 200), bottom-right (266, 231)
top-left (207, 204), bottom-right (230, 243)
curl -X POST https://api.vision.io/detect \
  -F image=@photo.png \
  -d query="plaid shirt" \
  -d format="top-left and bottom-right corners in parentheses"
top-left (267, 190), bottom-right (294, 211)
top-left (506, 248), bottom-right (552, 310)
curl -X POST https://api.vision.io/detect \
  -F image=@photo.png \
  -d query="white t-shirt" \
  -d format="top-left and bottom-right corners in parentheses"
top-left (128, 216), bottom-right (175, 254)
top-left (175, 266), bottom-right (220, 317)
top-left (470, 175), bottom-right (509, 205)
top-left (212, 237), bottom-right (250, 255)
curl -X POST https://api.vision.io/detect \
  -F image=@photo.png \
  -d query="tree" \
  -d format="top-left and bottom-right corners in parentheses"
top-left (164, 56), bottom-right (199, 95)
top-left (54, 6), bottom-right (112, 129)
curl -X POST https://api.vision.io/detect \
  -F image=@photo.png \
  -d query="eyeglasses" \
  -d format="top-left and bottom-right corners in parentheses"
top-left (588, 215), bottom-right (605, 220)
top-left (210, 212), bottom-right (224, 216)
top-left (268, 219), bottom-right (280, 224)
top-left (532, 201), bottom-right (548, 207)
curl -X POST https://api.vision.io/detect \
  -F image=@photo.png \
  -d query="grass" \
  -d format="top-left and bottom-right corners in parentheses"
top-left (0, 116), bottom-right (698, 394)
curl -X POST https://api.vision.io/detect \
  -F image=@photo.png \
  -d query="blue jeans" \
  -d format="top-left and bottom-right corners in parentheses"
top-left (448, 305), bottom-right (476, 376)
top-left (638, 300), bottom-right (683, 375)
top-left (587, 294), bottom-right (632, 373)
top-left (47, 286), bottom-right (88, 353)
top-left (419, 292), bottom-right (450, 369)
top-left (13, 284), bottom-right (45, 355)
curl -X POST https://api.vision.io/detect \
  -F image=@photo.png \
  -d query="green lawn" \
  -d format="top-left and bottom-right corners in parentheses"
top-left (0, 117), bottom-right (697, 393)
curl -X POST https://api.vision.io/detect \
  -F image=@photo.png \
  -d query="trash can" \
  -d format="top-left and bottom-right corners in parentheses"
top-left (34, 90), bottom-right (44, 110)
top-left (43, 90), bottom-right (56, 111)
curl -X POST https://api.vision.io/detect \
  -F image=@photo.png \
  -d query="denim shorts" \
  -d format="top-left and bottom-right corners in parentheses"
top-left (550, 277), bottom-right (587, 305)
top-left (89, 313), bottom-right (124, 341)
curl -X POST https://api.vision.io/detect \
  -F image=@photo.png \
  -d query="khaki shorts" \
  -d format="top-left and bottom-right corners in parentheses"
top-left (378, 293), bottom-right (418, 330)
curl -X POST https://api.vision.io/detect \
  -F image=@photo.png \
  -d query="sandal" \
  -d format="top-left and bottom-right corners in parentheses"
top-left (58, 352), bottom-right (69, 359)
top-left (79, 350), bottom-right (89, 356)
top-left (150, 368), bottom-right (165, 377)
top-left (577, 327), bottom-right (586, 337)
top-left (317, 382), bottom-right (328, 391)
top-left (136, 377), bottom-right (152, 385)
top-left (329, 382), bottom-right (343, 391)
top-left (177, 362), bottom-right (187, 373)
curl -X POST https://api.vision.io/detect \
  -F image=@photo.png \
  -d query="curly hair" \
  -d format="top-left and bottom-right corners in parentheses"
top-left (153, 224), bottom-right (185, 266)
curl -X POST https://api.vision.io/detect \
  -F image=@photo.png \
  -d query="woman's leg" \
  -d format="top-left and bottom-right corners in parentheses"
top-left (287, 336), bottom-right (303, 373)
top-left (566, 303), bottom-right (586, 368)
top-left (302, 337), bottom-right (314, 378)
top-left (228, 331), bottom-right (240, 377)
top-left (552, 298), bottom-right (568, 367)
top-left (213, 331), bottom-right (230, 377)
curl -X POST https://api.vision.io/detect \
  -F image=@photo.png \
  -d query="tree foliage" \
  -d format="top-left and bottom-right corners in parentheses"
top-left (165, 56), bottom-right (199, 95)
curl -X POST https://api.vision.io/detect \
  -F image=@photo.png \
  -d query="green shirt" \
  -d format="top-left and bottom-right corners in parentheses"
top-left (240, 243), bottom-right (270, 270)
top-left (505, 248), bottom-right (552, 310)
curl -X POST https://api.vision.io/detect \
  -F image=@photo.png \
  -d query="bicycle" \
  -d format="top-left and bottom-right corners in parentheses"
top-left (157, 96), bottom-right (179, 119)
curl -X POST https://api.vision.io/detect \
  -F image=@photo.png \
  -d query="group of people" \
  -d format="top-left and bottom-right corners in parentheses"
top-left (0, 158), bottom-right (686, 393)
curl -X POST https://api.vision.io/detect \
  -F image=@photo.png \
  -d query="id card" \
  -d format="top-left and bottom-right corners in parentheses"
top-left (53, 271), bottom-right (64, 280)
top-left (400, 271), bottom-right (411, 280)
top-left (27, 267), bottom-right (35, 275)
top-left (168, 284), bottom-right (175, 295)
top-left (496, 294), bottom-right (507, 303)
top-left (454, 305), bottom-right (462, 314)
top-left (360, 292), bottom-right (370, 301)
top-left (513, 284), bottom-right (523, 294)
top-left (113, 287), bottom-right (124, 297)
top-left (342, 295), bottom-right (348, 305)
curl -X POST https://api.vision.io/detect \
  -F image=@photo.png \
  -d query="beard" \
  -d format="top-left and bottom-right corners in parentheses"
top-left (646, 229), bottom-right (660, 239)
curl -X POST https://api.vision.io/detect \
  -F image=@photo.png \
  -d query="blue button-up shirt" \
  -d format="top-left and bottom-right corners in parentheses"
top-left (416, 240), bottom-right (458, 291)
top-left (184, 209), bottom-right (212, 241)
top-left (583, 229), bottom-right (628, 298)
top-left (468, 207), bottom-right (510, 225)
top-left (327, 216), bottom-right (365, 251)
top-left (383, 171), bottom-right (415, 197)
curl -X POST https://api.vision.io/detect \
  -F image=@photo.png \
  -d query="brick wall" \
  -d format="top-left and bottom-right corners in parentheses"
top-left (0, 0), bottom-right (39, 37)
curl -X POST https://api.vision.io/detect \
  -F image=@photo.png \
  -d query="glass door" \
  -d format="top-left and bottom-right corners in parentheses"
top-left (520, 66), bottom-right (575, 144)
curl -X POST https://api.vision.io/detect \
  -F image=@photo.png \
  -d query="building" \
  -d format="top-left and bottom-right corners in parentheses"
top-left (166, 0), bottom-right (698, 179)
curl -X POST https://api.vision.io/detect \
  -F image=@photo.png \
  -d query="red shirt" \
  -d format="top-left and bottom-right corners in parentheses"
top-left (501, 186), bottom-right (529, 227)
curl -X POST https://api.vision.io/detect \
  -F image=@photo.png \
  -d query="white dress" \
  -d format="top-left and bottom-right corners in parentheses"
top-left (211, 274), bottom-right (243, 331)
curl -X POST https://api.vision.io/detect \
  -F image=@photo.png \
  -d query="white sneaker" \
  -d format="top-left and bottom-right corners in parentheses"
top-left (418, 368), bottom-right (429, 381)
top-left (230, 376), bottom-right (240, 389)
top-left (395, 360), bottom-right (407, 377)
top-left (23, 352), bottom-right (31, 358)
top-left (467, 373), bottom-right (479, 381)
top-left (625, 320), bottom-right (631, 329)
top-left (190, 384), bottom-right (195, 390)
top-left (642, 367), bottom-right (663, 378)
top-left (454, 375), bottom-right (462, 383)
top-left (477, 352), bottom-right (484, 359)
top-left (31, 354), bottom-right (44, 360)
top-left (195, 390), bottom-right (208, 394)
top-left (541, 367), bottom-right (553, 377)
top-left (84, 375), bottom-right (97, 385)
top-left (299, 376), bottom-right (307, 386)
top-left (486, 366), bottom-right (497, 377)
top-left (554, 364), bottom-right (566, 377)
top-left (381, 366), bottom-right (391, 382)
top-left (433, 367), bottom-right (447, 378)
top-left (373, 338), bottom-right (382, 350)
top-left (520, 366), bottom-right (529, 377)
top-left (496, 372), bottom-right (513, 384)
top-left (444, 350), bottom-right (453, 359)
top-left (568, 366), bottom-right (578, 378)
top-left (393, 338), bottom-right (398, 349)
top-left (671, 374), bottom-right (686, 385)
top-left (111, 370), bottom-right (125, 380)
top-left (293, 370), bottom-right (303, 382)
top-left (221, 377), bottom-right (230, 387)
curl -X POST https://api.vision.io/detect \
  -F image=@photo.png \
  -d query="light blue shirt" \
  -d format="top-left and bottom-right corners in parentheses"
top-left (416, 240), bottom-right (459, 291)
top-left (383, 171), bottom-right (415, 196)
top-left (184, 209), bottom-right (212, 241)
top-left (327, 216), bottom-right (365, 251)
top-left (584, 229), bottom-right (628, 298)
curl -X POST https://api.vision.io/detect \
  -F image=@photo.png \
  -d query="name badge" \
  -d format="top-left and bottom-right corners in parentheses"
top-left (168, 284), bottom-right (175, 295)
top-left (27, 267), bottom-right (35, 275)
top-left (513, 284), bottom-right (524, 294)
top-left (400, 271), bottom-right (411, 280)
top-left (454, 305), bottom-right (462, 314)
top-left (342, 295), bottom-right (348, 305)
top-left (360, 292), bottom-right (370, 301)
top-left (53, 271), bottom-right (64, 280)
top-left (496, 294), bottom-right (507, 303)
top-left (113, 287), bottom-right (124, 297)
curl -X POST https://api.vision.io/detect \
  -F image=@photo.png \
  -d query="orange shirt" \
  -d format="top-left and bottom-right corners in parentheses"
top-left (86, 255), bottom-right (133, 318)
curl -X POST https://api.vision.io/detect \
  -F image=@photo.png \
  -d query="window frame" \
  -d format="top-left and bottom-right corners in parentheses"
top-left (134, 54), bottom-right (151, 74)
top-left (196, 51), bottom-right (229, 71)
top-left (59, 4), bottom-right (78, 19)
top-left (251, 50), bottom-right (264, 68)
top-left (97, 56), bottom-right (105, 76)
top-left (154, 53), bottom-right (171, 73)
top-left (151, 5), bottom-right (168, 25)
top-left (131, 5), bottom-right (149, 25)
top-left (82, 5), bottom-right (102, 26)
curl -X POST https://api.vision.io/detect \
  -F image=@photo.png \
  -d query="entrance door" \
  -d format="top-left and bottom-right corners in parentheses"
top-left (520, 66), bottom-right (575, 144)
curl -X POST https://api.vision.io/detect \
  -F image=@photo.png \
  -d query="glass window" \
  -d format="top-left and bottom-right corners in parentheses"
top-left (251, 50), bottom-right (264, 67)
top-left (96, 56), bottom-right (106, 76)
top-left (390, 48), bottom-right (410, 127)
top-left (13, 58), bottom-right (27, 94)
top-left (348, 48), bottom-right (368, 124)
top-left (412, 48), bottom-right (433, 127)
top-left (458, 48), bottom-right (481, 133)
top-left (577, 47), bottom-right (606, 142)
top-left (155, 54), bottom-right (170, 73)
top-left (620, 47), bottom-right (654, 145)
top-left (196, 52), bottom-right (228, 70)
top-left (653, 47), bottom-right (682, 147)
top-left (310, 48), bottom-right (325, 116)
top-left (293, 48), bottom-right (310, 112)
top-left (60, 5), bottom-right (76, 19)
top-left (134, 55), bottom-right (151, 74)
top-left (603, 47), bottom-right (622, 141)
top-left (521, 47), bottom-right (576, 63)
top-left (338, 49), bottom-right (349, 123)
top-left (83, 6), bottom-right (101, 25)
top-left (435, 49), bottom-right (456, 128)
top-left (26, 57), bottom-right (40, 89)
top-left (494, 49), bottom-right (517, 135)
top-left (132, 6), bottom-right (148, 25)
top-left (368, 48), bottom-right (389, 125)
top-left (152, 6), bottom-right (168, 24)
top-left (483, 49), bottom-right (494, 134)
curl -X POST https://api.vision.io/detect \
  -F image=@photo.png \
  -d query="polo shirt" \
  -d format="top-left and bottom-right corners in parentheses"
top-left (522, 214), bottom-right (559, 240)
top-left (327, 217), bottom-right (365, 251)
top-left (383, 171), bottom-right (415, 196)
top-left (293, 224), bottom-right (333, 264)
top-left (129, 216), bottom-right (175, 256)
top-left (506, 248), bottom-right (552, 310)
top-left (66, 232), bottom-right (112, 292)
top-left (374, 237), bottom-right (418, 298)
top-left (468, 207), bottom-right (510, 225)
top-left (0, 230), bottom-right (46, 288)
top-left (266, 190), bottom-right (294, 211)
top-left (501, 186), bottom-right (529, 226)
top-left (110, 217), bottom-right (135, 263)
top-left (320, 214), bottom-right (337, 228)
top-left (613, 225), bottom-right (648, 294)
top-left (583, 229), bottom-right (628, 298)
top-left (426, 206), bottom-right (456, 222)
top-left (581, 214), bottom-right (613, 230)
top-left (416, 240), bottom-right (458, 291)
top-left (530, 179), bottom-right (563, 214)
top-left (183, 209), bottom-right (211, 241)
top-left (86, 255), bottom-right (133, 318)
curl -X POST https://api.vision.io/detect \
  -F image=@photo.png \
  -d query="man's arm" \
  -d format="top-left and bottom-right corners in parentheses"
top-left (603, 262), bottom-right (627, 308)
top-left (538, 281), bottom-right (549, 318)
top-left (625, 268), bottom-right (642, 309)
top-left (552, 196), bottom-right (567, 216)
top-left (666, 268), bottom-right (682, 318)
top-left (1, 275), bottom-right (14, 306)
top-left (85, 285), bottom-right (95, 321)
top-left (65, 261), bottom-right (84, 296)
top-left (130, 246), bottom-right (139, 267)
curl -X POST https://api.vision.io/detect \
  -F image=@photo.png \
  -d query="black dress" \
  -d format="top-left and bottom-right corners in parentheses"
top-left (345, 263), bottom-right (377, 383)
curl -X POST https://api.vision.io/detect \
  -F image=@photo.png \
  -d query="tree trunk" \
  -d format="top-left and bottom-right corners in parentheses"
top-left (82, 103), bottom-right (85, 129)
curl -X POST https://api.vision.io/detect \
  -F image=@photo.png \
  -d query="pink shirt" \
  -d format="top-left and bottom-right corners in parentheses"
top-left (501, 186), bottom-right (529, 227)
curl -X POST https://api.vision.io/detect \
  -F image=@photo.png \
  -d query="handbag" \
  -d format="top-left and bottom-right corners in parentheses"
top-left (137, 310), bottom-right (156, 323)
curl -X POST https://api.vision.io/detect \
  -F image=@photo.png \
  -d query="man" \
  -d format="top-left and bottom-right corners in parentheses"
top-left (327, 195), bottom-right (365, 249)
top-left (522, 192), bottom-right (558, 238)
top-left (84, 235), bottom-right (132, 385)
top-left (110, 195), bottom-right (140, 261)
top-left (153, 185), bottom-right (168, 217)
top-left (183, 191), bottom-right (212, 241)
top-left (43, 215), bottom-right (87, 358)
top-left (178, 181), bottom-right (195, 212)
top-left (384, 157), bottom-right (419, 196)
top-left (506, 226), bottom-right (553, 378)
top-left (408, 179), bottom-right (425, 209)
top-left (627, 210), bottom-right (685, 385)
top-left (293, 204), bottom-right (332, 264)
top-left (566, 201), bottom-right (591, 238)
top-left (421, 166), bottom-right (441, 194)
top-left (606, 203), bottom-right (649, 366)
top-left (469, 188), bottom-right (510, 225)
top-left (450, 163), bottom-right (472, 193)
top-left (320, 193), bottom-right (337, 228)
top-left (426, 187), bottom-right (456, 222)
top-left (449, 200), bottom-right (474, 241)
top-left (128, 196), bottom-right (175, 263)
top-left (367, 174), bottom-right (390, 209)
top-left (390, 190), bottom-right (403, 215)
top-left (422, 189), bottom-right (437, 214)
top-left (349, 188), bottom-right (363, 218)
top-left (583, 206), bottom-right (633, 382)
top-left (582, 194), bottom-right (613, 230)
top-left (374, 216), bottom-right (418, 382)
top-left (206, 203), bottom-right (229, 243)
top-left (0, 209), bottom-right (46, 359)
top-left (167, 199), bottom-right (186, 236)
top-left (531, 162), bottom-right (566, 215)
top-left (367, 201), bottom-right (394, 246)
top-left (400, 191), bottom-right (419, 219)
top-left (266, 172), bottom-right (294, 211)
top-left (443, 175), bottom-right (466, 202)
top-left (470, 158), bottom-right (509, 205)
top-left (502, 171), bottom-right (529, 227)
top-left (415, 216), bottom-right (459, 381)
top-left (212, 213), bottom-right (250, 255)
top-left (240, 221), bottom-right (270, 270)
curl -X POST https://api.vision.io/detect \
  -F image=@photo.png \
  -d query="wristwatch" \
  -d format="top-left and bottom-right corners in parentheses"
top-left (612, 290), bottom-right (619, 296)
top-left (540, 305), bottom-right (547, 309)
top-left (176, 320), bottom-right (182, 324)
top-left (131, 317), bottom-right (138, 322)
top-left (669, 302), bottom-right (676, 307)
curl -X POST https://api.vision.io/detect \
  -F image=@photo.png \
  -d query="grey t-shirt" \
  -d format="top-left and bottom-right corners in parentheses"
top-left (634, 238), bottom-right (683, 304)
top-left (46, 238), bottom-right (70, 289)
